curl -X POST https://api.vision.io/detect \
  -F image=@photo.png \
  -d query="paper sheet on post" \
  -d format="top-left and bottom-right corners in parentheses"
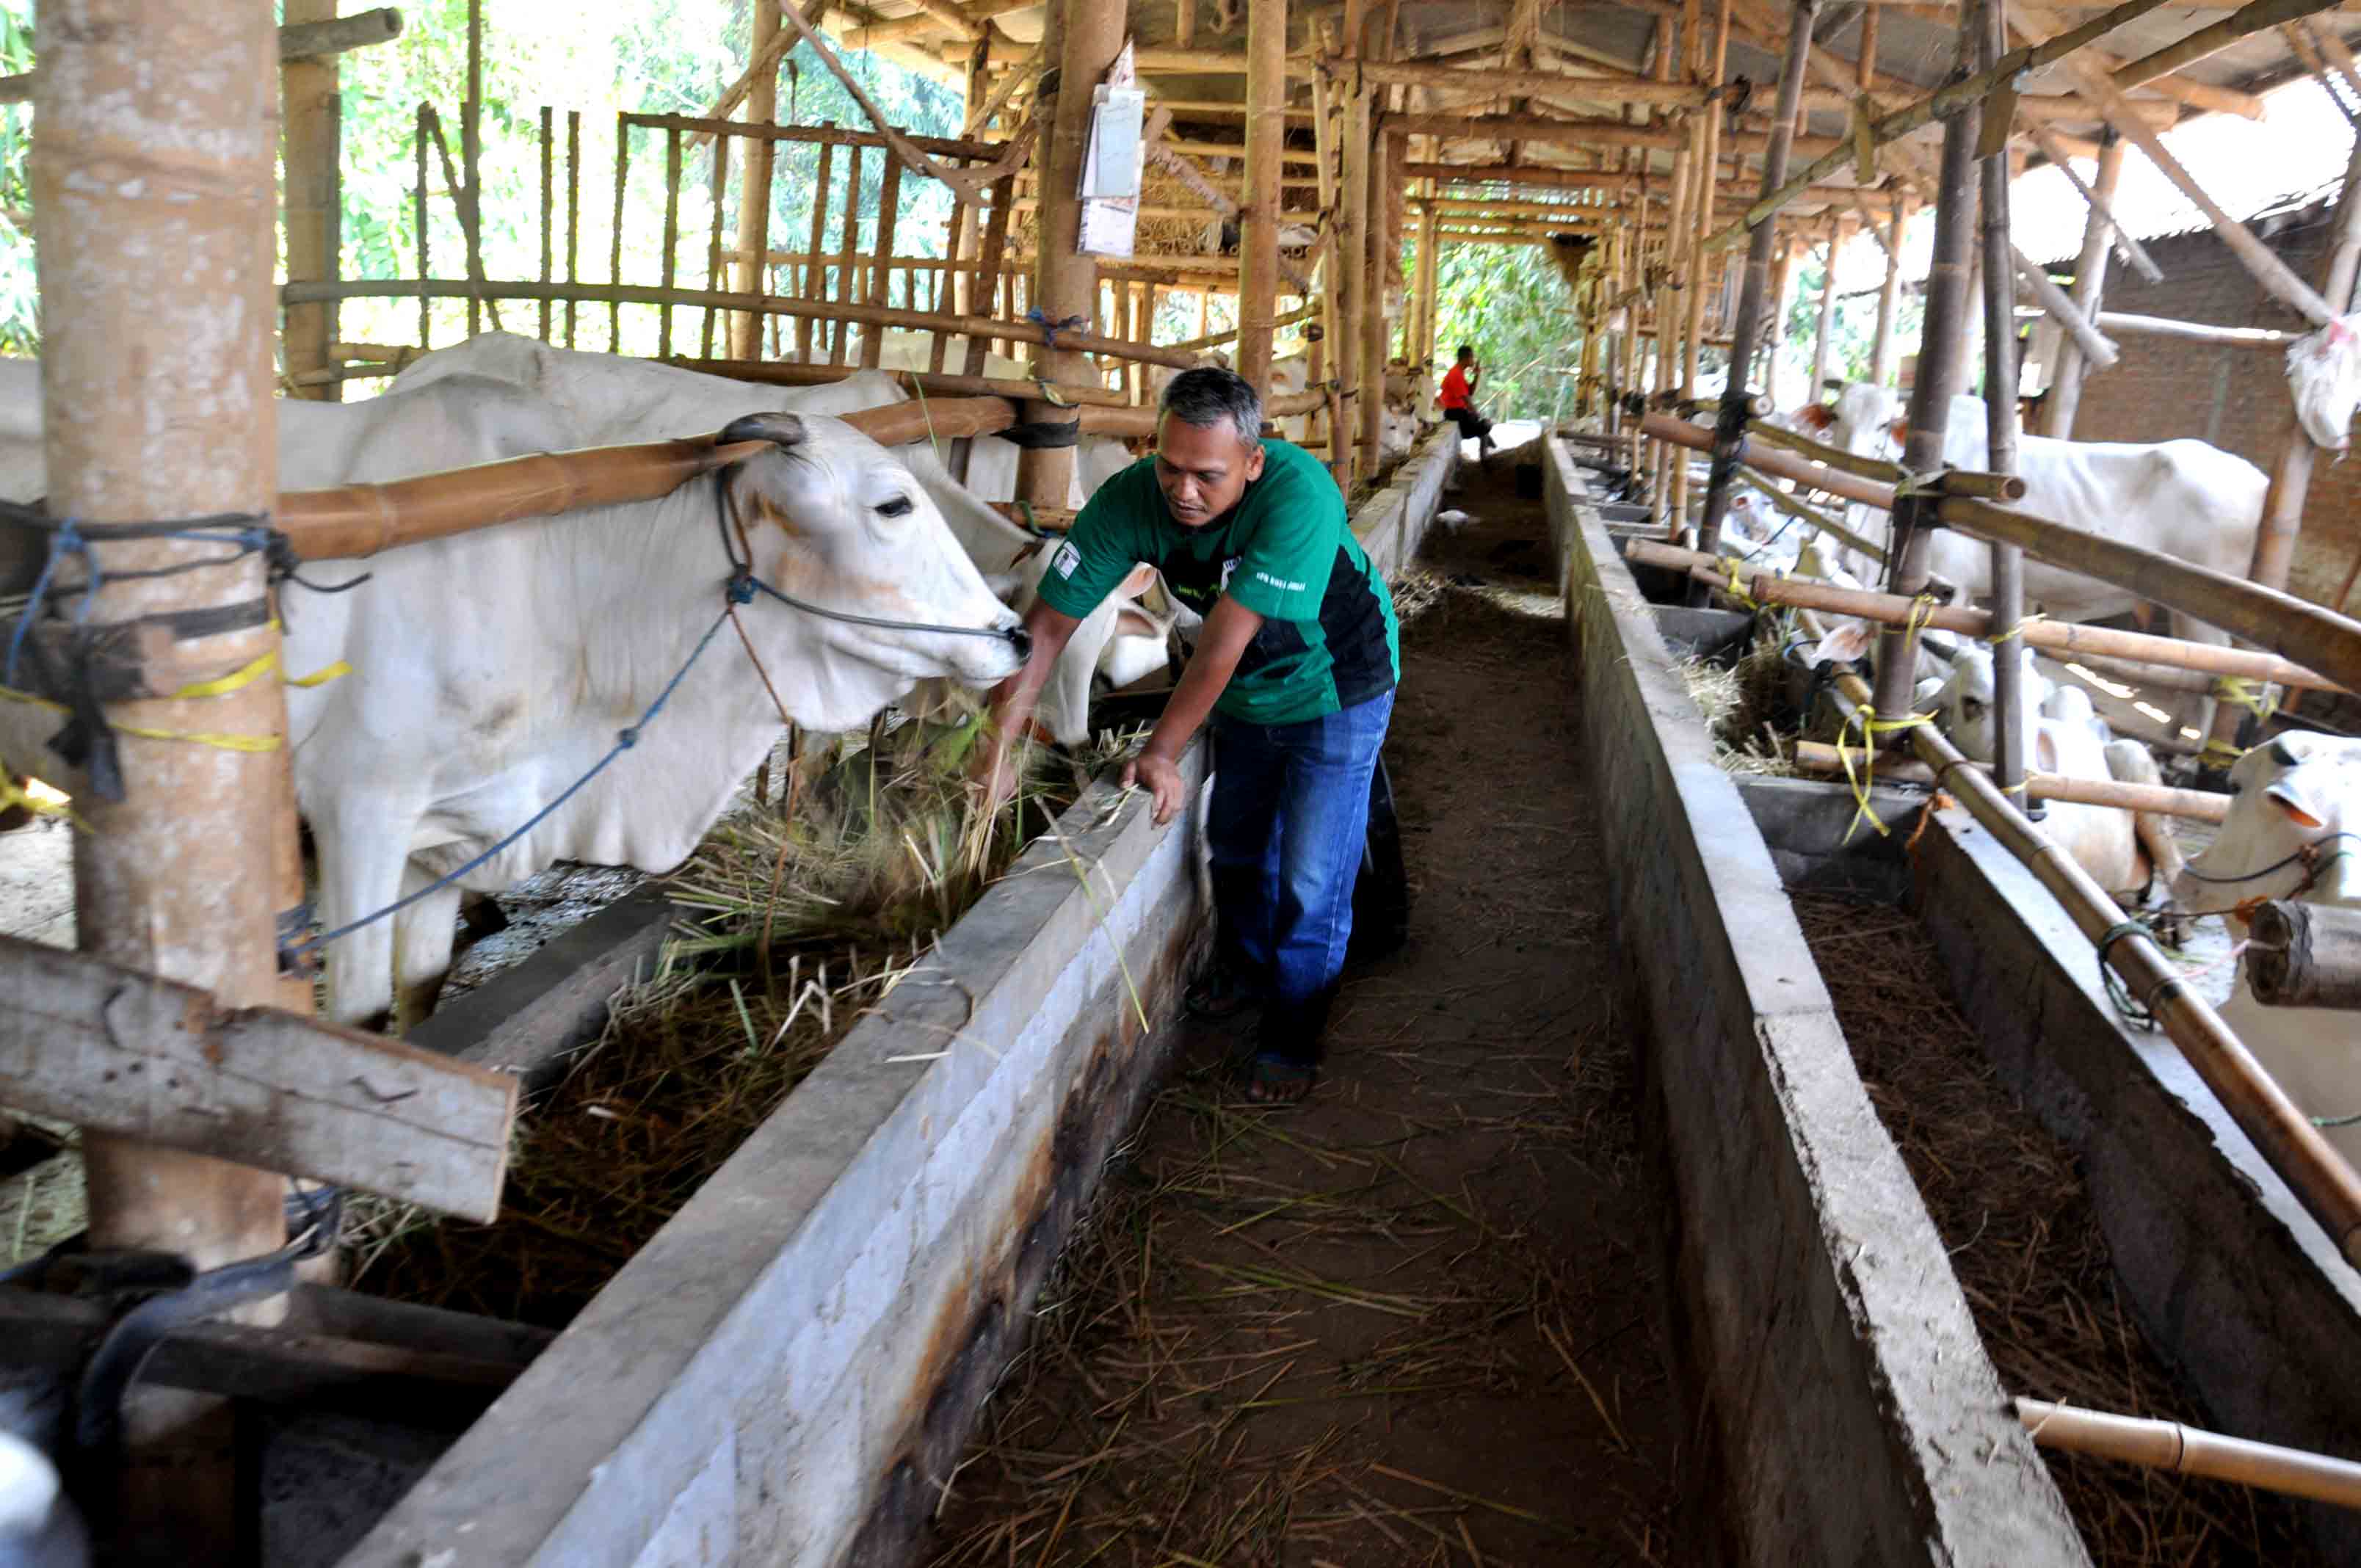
top-left (1078, 41), bottom-right (1143, 259)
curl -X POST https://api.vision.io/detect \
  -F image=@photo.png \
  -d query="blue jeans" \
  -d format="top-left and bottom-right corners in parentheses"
top-left (1208, 688), bottom-right (1396, 1065)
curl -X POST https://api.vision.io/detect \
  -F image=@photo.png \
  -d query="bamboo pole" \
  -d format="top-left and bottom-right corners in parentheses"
top-left (610, 112), bottom-right (629, 350)
top-left (1341, 34), bottom-right (1373, 487)
top-left (1871, 194), bottom-right (1910, 385)
top-left (1978, 0), bottom-right (2029, 799)
top-left (416, 103), bottom-right (431, 349)
top-left (2016, 1399), bottom-right (2361, 1509)
top-left (1809, 219), bottom-right (1840, 396)
top-left (283, 277), bottom-right (1207, 369)
top-left (282, 0), bottom-right (341, 402)
top-left (1874, 32), bottom-right (1981, 720)
top-left (2012, 239), bottom-right (2119, 368)
top-left (35, 0), bottom-right (298, 1542)
top-left (730, 0), bottom-right (783, 360)
top-left (1019, 0), bottom-right (1123, 512)
top-left (1695, 0), bottom-right (1815, 567)
top-left (962, 173), bottom-right (1018, 377)
top-left (701, 136), bottom-right (730, 358)
top-left (1810, 632), bottom-right (2361, 1266)
top-left (659, 355), bottom-right (1131, 406)
top-left (1359, 122), bottom-right (1390, 469)
top-left (1788, 742), bottom-right (2229, 820)
top-left (864, 153), bottom-right (902, 370)
top-left (1238, 0), bottom-right (1288, 396)
top-left (2094, 310), bottom-right (2295, 349)
top-left (660, 126), bottom-right (682, 361)
top-left (833, 147), bottom-right (865, 367)
top-left (465, 0), bottom-right (482, 337)
top-left (540, 106), bottom-right (556, 344)
top-left (798, 139), bottom-right (833, 362)
top-left (2041, 130), bottom-right (2127, 437)
top-left (565, 110), bottom-right (581, 348)
top-left (1679, 0), bottom-right (1739, 540)
top-left (932, 192), bottom-right (968, 371)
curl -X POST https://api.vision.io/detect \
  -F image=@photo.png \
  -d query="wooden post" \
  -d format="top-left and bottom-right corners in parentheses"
top-left (282, 0), bottom-right (340, 401)
top-left (930, 194), bottom-right (967, 371)
top-left (1414, 191), bottom-right (1440, 374)
top-left (1680, 0), bottom-right (1736, 528)
top-left (1809, 219), bottom-right (1838, 397)
top-left (1978, 0), bottom-right (2028, 799)
top-left (1873, 22), bottom-right (1983, 720)
top-left (463, 0), bottom-right (482, 338)
top-left (1340, 31), bottom-right (1373, 486)
top-left (951, 170), bottom-right (1017, 483)
top-left (702, 136), bottom-right (731, 357)
top-left (2041, 130), bottom-right (2125, 437)
top-left (863, 153), bottom-right (902, 369)
top-left (1237, 0), bottom-right (1288, 397)
top-left (798, 139), bottom-right (834, 363)
top-left (1694, 0), bottom-right (1820, 567)
top-left (1763, 233), bottom-right (1796, 400)
top-left (1871, 193), bottom-right (1911, 385)
top-left (610, 112), bottom-right (629, 350)
top-left (34, 0), bottom-right (295, 1545)
top-left (731, 0), bottom-right (783, 359)
top-left (565, 109), bottom-right (581, 347)
top-left (539, 105), bottom-right (555, 344)
top-left (659, 126), bottom-right (682, 360)
top-left (1018, 0), bottom-right (1123, 511)
top-left (832, 147), bottom-right (863, 366)
top-left (1313, 60), bottom-right (1352, 485)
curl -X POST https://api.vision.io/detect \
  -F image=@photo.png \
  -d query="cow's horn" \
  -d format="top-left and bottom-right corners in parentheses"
top-left (718, 412), bottom-right (809, 449)
top-left (2270, 734), bottom-right (2308, 768)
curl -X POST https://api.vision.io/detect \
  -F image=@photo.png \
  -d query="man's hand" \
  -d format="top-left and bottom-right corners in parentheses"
top-left (1123, 749), bottom-right (1189, 826)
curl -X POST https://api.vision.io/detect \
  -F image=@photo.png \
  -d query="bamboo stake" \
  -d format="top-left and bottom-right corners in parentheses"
top-left (1787, 742), bottom-right (2229, 821)
top-left (702, 136), bottom-right (730, 359)
top-left (932, 193), bottom-right (968, 372)
top-left (2095, 310), bottom-right (2294, 349)
top-left (863, 154), bottom-right (902, 370)
top-left (1871, 195), bottom-right (1910, 384)
top-left (833, 147), bottom-right (864, 367)
top-left (1238, 0), bottom-right (1289, 396)
top-left (540, 106), bottom-right (555, 344)
top-left (566, 110), bottom-right (581, 348)
top-left (798, 139), bottom-right (834, 363)
top-left (416, 103), bottom-right (431, 349)
top-left (2016, 1399), bottom-right (2361, 1509)
top-left (610, 112), bottom-right (629, 351)
top-left (660, 126), bottom-right (682, 361)
top-left (730, 0), bottom-right (782, 360)
top-left (283, 0), bottom-right (341, 402)
top-left (1977, 0), bottom-right (2029, 798)
top-left (2041, 129), bottom-right (2127, 437)
top-left (1809, 219), bottom-right (1839, 396)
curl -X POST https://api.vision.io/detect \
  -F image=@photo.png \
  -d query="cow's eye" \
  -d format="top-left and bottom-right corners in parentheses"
top-left (876, 496), bottom-right (914, 518)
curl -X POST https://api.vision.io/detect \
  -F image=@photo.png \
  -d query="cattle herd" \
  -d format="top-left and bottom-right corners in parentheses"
top-left (0, 335), bottom-right (1438, 1031)
top-left (1711, 380), bottom-right (2361, 1160)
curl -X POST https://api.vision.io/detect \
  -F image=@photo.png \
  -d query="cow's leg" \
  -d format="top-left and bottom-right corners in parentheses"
top-left (311, 802), bottom-right (409, 1029)
top-left (392, 863), bottom-right (464, 1030)
top-left (2164, 611), bottom-right (2228, 738)
top-left (2106, 737), bottom-right (2186, 917)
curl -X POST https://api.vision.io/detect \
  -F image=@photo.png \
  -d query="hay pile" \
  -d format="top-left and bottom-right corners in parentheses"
top-left (1680, 636), bottom-right (1795, 777)
top-left (349, 715), bottom-right (1138, 1328)
top-left (1793, 892), bottom-right (2324, 1566)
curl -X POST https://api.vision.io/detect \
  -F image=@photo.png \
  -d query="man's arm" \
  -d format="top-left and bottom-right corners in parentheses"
top-left (976, 598), bottom-right (1084, 813)
top-left (1123, 594), bottom-right (1263, 826)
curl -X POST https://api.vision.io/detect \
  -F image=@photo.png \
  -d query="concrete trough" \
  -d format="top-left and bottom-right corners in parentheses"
top-left (1546, 437), bottom-right (2091, 1564)
top-left (314, 425), bottom-right (1463, 1567)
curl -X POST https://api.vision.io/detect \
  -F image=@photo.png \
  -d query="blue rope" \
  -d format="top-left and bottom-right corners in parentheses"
top-left (288, 582), bottom-right (754, 958)
top-left (1025, 308), bottom-right (1087, 351)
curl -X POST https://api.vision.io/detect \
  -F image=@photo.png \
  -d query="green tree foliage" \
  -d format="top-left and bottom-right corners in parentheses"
top-left (1411, 236), bottom-right (1581, 421)
top-left (0, 1), bottom-right (32, 357)
top-left (1777, 249), bottom-right (1925, 403)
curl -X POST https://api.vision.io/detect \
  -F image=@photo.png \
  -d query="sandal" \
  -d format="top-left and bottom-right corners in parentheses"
top-left (1186, 965), bottom-right (1263, 1023)
top-left (1240, 1053), bottom-right (1318, 1106)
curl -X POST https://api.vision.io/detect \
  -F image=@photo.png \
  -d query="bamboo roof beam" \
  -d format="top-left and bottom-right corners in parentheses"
top-left (0, 7), bottom-right (403, 104)
top-left (2025, 122), bottom-right (2163, 280)
top-left (1705, 0), bottom-right (2182, 251)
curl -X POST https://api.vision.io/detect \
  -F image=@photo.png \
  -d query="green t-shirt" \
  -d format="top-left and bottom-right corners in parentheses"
top-left (1036, 438), bottom-right (1400, 725)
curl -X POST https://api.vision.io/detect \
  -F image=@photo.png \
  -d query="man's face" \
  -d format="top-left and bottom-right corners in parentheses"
top-left (1154, 414), bottom-right (1266, 529)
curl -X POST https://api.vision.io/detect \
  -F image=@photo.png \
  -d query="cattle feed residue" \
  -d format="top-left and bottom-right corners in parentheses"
top-left (344, 715), bottom-right (1138, 1329)
top-left (1791, 891), bottom-right (2326, 1566)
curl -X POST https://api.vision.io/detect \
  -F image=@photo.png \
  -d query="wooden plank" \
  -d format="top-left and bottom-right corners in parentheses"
top-left (0, 936), bottom-right (517, 1220)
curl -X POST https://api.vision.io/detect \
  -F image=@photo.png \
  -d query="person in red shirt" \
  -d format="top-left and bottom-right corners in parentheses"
top-left (1437, 344), bottom-right (1495, 456)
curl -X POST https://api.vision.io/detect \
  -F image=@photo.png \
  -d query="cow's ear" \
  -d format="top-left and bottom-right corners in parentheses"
top-left (1117, 562), bottom-right (1159, 599)
top-left (1114, 605), bottom-right (1163, 639)
top-left (1797, 404), bottom-right (1835, 432)
top-left (2266, 780), bottom-right (2327, 830)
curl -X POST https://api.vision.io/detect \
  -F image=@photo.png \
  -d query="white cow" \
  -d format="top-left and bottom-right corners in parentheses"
top-left (1802, 382), bottom-right (2264, 730)
top-left (389, 334), bottom-right (1157, 745)
top-left (2172, 732), bottom-right (2361, 1165)
top-left (0, 1431), bottom-right (84, 1568)
top-left (0, 374), bottom-right (1026, 1026)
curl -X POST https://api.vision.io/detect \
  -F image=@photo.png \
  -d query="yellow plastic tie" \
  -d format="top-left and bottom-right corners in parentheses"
top-left (1901, 592), bottom-right (1940, 645)
top-left (112, 723), bottom-right (281, 752)
top-left (2201, 736), bottom-right (2247, 765)
top-left (1724, 559), bottom-right (1758, 609)
top-left (169, 647), bottom-right (280, 701)
top-left (2212, 674), bottom-right (2279, 722)
top-left (0, 761), bottom-right (84, 830)
top-left (1838, 708), bottom-right (1935, 841)
top-left (288, 658), bottom-right (352, 689)
top-left (1989, 610), bottom-right (2048, 645)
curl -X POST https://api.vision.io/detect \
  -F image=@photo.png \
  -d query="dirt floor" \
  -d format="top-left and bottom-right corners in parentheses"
top-left (921, 458), bottom-right (1690, 1566)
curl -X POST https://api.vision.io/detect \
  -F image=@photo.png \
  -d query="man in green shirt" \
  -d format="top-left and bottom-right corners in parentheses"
top-left (979, 368), bottom-right (1399, 1103)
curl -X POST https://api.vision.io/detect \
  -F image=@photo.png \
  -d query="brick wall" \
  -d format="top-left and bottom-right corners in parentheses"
top-left (2063, 200), bottom-right (2360, 613)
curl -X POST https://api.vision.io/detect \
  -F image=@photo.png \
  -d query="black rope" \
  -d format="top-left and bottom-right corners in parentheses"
top-left (2095, 917), bottom-right (2164, 1031)
top-left (2179, 831), bottom-right (2360, 888)
top-left (994, 419), bottom-right (1083, 450)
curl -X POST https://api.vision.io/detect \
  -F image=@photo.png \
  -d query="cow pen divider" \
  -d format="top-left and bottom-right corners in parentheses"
top-left (316, 423), bottom-right (1459, 1566)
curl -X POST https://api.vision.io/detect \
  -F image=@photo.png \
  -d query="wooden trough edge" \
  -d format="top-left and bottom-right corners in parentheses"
top-left (339, 427), bottom-right (1464, 1567)
top-left (1545, 439), bottom-right (2092, 1564)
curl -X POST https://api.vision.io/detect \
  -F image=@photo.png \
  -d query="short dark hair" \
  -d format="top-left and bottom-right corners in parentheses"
top-left (1158, 366), bottom-right (1263, 447)
top-left (1456, 344), bottom-right (1475, 360)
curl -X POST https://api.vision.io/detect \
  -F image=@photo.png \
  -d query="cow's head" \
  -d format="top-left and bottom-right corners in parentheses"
top-left (2174, 731), bottom-right (2361, 911)
top-left (718, 413), bottom-right (1027, 728)
top-left (1933, 645), bottom-right (2046, 767)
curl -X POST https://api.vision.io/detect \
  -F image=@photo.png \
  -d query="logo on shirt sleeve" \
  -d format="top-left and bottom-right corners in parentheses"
top-left (1219, 556), bottom-right (1241, 591)
top-left (1053, 540), bottom-right (1081, 580)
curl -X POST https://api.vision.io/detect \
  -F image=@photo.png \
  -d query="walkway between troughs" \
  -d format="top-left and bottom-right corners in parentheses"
top-left (924, 456), bottom-right (1695, 1567)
